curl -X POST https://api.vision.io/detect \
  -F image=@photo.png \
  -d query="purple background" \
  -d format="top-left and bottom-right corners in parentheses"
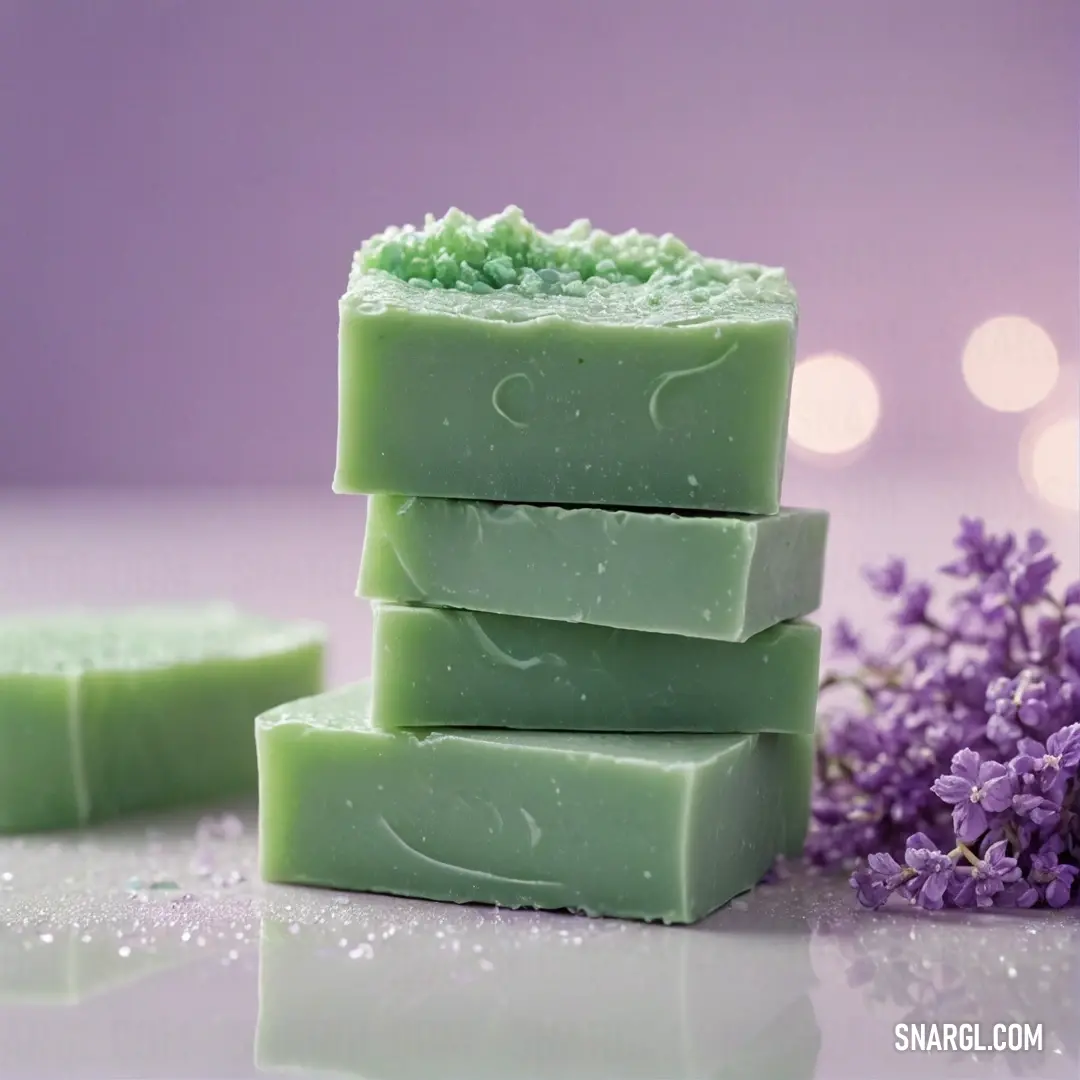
top-left (0, 0), bottom-right (1076, 488)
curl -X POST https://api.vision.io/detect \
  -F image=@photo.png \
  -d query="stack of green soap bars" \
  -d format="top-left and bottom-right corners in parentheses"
top-left (257, 207), bottom-right (830, 925)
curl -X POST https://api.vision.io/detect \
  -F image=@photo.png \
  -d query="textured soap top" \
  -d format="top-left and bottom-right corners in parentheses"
top-left (344, 206), bottom-right (796, 328)
top-left (0, 605), bottom-right (326, 675)
top-left (259, 682), bottom-right (749, 766)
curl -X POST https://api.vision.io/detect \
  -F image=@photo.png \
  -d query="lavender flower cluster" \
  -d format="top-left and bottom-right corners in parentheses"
top-left (807, 517), bottom-right (1080, 910)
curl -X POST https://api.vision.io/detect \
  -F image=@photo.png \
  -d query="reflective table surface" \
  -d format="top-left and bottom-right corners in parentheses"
top-left (1, 805), bottom-right (1077, 1080)
top-left (1, 478), bottom-right (1077, 1079)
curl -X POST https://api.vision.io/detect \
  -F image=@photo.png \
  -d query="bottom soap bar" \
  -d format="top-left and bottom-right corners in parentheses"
top-left (256, 682), bottom-right (812, 924)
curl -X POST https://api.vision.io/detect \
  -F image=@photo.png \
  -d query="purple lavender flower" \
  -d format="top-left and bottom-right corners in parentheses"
top-left (1012, 791), bottom-right (1062, 830)
top-left (1015, 724), bottom-right (1080, 797)
top-left (950, 841), bottom-right (1022, 908)
top-left (1062, 622), bottom-right (1080, 671)
top-left (1034, 616), bottom-right (1062, 664)
top-left (851, 852), bottom-right (905, 909)
top-left (1029, 839), bottom-right (1079, 908)
top-left (823, 518), bottom-right (1078, 911)
top-left (1008, 531), bottom-right (1058, 606)
top-left (864, 557), bottom-right (906, 598)
top-left (931, 749), bottom-right (1013, 843)
top-left (986, 675), bottom-right (1024, 747)
top-left (994, 878), bottom-right (1039, 908)
top-left (895, 582), bottom-right (933, 627)
top-left (940, 517), bottom-right (1013, 579)
top-left (902, 832), bottom-right (954, 910)
top-left (830, 617), bottom-right (862, 657)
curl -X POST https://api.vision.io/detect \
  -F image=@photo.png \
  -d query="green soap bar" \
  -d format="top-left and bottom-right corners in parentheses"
top-left (0, 605), bottom-right (325, 833)
top-left (334, 207), bottom-right (797, 515)
top-left (256, 915), bottom-right (817, 1080)
top-left (359, 496), bottom-right (828, 641)
top-left (371, 603), bottom-right (821, 734)
top-left (256, 682), bottom-right (812, 924)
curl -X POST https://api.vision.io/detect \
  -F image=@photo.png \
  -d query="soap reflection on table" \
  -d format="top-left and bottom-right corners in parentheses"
top-left (0, 924), bottom-right (187, 1006)
top-left (0, 920), bottom-right (256, 1079)
top-left (2, 804), bottom-right (1079, 1079)
top-left (255, 892), bottom-right (820, 1080)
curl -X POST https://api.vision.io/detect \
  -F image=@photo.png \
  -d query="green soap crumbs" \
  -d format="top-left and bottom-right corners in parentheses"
top-left (371, 603), bottom-right (821, 734)
top-left (0, 605), bottom-right (325, 833)
top-left (358, 496), bottom-right (828, 643)
top-left (337, 209), bottom-right (798, 514)
top-left (355, 204), bottom-right (795, 305)
top-left (257, 682), bottom-right (812, 925)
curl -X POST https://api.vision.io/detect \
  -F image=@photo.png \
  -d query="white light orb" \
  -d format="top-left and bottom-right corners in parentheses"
top-left (1021, 414), bottom-right (1079, 512)
top-left (962, 315), bottom-right (1058, 412)
top-left (788, 352), bottom-right (881, 455)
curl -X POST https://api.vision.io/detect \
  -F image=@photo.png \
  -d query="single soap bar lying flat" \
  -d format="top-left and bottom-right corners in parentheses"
top-left (371, 603), bottom-right (821, 734)
top-left (0, 605), bottom-right (325, 834)
top-left (359, 496), bottom-right (829, 641)
top-left (334, 206), bottom-right (798, 515)
top-left (257, 682), bottom-right (812, 924)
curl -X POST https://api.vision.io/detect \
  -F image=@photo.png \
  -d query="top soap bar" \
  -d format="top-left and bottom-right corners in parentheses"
top-left (334, 207), bottom-right (798, 515)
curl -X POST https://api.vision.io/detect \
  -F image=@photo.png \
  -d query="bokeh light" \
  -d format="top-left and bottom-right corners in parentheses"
top-left (788, 352), bottom-right (881, 456)
top-left (962, 316), bottom-right (1059, 412)
top-left (1020, 413), bottom-right (1079, 512)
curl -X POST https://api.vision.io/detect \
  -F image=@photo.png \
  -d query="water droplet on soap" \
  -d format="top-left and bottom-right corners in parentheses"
top-left (118, 946), bottom-right (131, 958)
top-left (39, 933), bottom-right (53, 944)
top-left (288, 923), bottom-right (300, 935)
top-left (1, 872), bottom-right (13, 882)
top-left (349, 944), bottom-right (374, 960)
top-left (479, 958), bottom-right (494, 972)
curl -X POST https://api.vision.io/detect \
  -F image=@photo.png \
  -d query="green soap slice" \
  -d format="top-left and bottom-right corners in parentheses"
top-left (0, 605), bottom-right (325, 833)
top-left (371, 603), bottom-right (821, 734)
top-left (358, 496), bottom-right (828, 642)
top-left (256, 682), bottom-right (812, 925)
top-left (334, 206), bottom-right (797, 515)
top-left (256, 916), bottom-right (817, 1080)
